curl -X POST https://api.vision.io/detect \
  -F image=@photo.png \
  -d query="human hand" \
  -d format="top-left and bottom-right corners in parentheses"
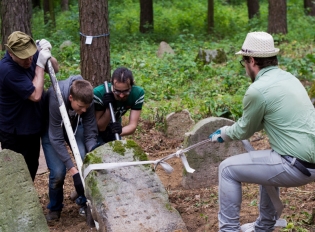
top-left (209, 129), bottom-right (224, 143)
top-left (36, 48), bottom-right (51, 69)
top-left (36, 39), bottom-right (52, 50)
top-left (72, 173), bottom-right (85, 197)
top-left (110, 122), bottom-right (122, 134)
top-left (102, 92), bottom-right (115, 108)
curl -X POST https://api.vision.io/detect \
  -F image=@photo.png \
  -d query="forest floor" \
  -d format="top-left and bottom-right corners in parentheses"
top-left (34, 119), bottom-right (315, 232)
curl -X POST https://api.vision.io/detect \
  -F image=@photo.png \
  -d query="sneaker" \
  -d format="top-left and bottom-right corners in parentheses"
top-left (240, 219), bottom-right (287, 232)
top-left (45, 210), bottom-right (61, 221)
top-left (240, 222), bottom-right (255, 232)
top-left (79, 205), bottom-right (87, 217)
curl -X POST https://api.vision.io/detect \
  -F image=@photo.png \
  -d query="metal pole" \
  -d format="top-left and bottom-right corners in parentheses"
top-left (104, 81), bottom-right (120, 140)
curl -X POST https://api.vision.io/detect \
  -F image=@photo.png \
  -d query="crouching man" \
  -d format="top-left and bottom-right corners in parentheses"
top-left (42, 75), bottom-right (98, 221)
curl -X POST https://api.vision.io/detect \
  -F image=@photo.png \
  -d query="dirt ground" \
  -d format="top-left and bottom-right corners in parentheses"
top-left (34, 119), bottom-right (315, 232)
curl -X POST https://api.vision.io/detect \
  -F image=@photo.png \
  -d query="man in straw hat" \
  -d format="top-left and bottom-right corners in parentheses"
top-left (208, 31), bottom-right (315, 231)
top-left (0, 31), bottom-right (58, 181)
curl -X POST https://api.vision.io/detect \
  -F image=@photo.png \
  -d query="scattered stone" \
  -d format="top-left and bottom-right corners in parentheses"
top-left (0, 149), bottom-right (49, 232)
top-left (165, 109), bottom-right (195, 141)
top-left (195, 48), bottom-right (227, 64)
top-left (83, 140), bottom-right (188, 232)
top-left (59, 40), bottom-right (73, 51)
top-left (181, 117), bottom-right (248, 189)
top-left (157, 41), bottom-right (175, 58)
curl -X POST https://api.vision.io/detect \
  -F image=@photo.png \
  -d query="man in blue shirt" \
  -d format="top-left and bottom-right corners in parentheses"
top-left (0, 31), bottom-right (58, 181)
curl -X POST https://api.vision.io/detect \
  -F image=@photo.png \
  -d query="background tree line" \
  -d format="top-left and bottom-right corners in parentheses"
top-left (0, 0), bottom-right (315, 87)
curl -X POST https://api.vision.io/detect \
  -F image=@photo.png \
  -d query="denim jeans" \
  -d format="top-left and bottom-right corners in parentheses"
top-left (218, 149), bottom-right (315, 232)
top-left (41, 124), bottom-right (86, 211)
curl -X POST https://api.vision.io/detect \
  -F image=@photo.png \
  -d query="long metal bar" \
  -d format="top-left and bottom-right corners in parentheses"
top-left (104, 81), bottom-right (120, 140)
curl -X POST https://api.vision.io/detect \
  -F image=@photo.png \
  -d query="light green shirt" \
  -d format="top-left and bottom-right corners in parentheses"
top-left (226, 66), bottom-right (315, 163)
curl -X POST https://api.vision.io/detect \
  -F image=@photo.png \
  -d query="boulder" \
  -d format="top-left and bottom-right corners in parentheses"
top-left (157, 41), bottom-right (175, 58)
top-left (165, 109), bottom-right (195, 141)
top-left (181, 117), bottom-right (248, 189)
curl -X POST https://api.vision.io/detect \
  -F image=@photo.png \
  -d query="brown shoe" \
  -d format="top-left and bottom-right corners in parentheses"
top-left (45, 210), bottom-right (61, 221)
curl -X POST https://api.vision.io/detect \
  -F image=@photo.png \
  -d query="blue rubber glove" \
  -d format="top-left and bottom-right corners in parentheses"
top-left (209, 129), bottom-right (224, 143)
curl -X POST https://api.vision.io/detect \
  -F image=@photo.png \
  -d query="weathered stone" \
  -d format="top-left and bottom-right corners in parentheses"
top-left (83, 140), bottom-right (188, 232)
top-left (0, 149), bottom-right (49, 232)
top-left (165, 109), bottom-right (195, 141)
top-left (181, 117), bottom-right (247, 189)
top-left (59, 40), bottom-right (73, 51)
top-left (157, 41), bottom-right (175, 58)
top-left (195, 48), bottom-right (227, 64)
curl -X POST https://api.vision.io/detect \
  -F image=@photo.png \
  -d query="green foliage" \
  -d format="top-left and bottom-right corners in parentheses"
top-left (28, 0), bottom-right (315, 124)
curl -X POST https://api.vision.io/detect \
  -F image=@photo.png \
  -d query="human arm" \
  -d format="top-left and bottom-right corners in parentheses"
top-left (95, 109), bottom-right (111, 131)
top-left (47, 88), bottom-right (76, 170)
top-left (226, 86), bottom-right (265, 140)
top-left (121, 109), bottom-right (141, 136)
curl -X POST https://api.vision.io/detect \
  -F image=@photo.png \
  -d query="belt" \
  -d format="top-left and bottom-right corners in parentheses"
top-left (282, 155), bottom-right (315, 177)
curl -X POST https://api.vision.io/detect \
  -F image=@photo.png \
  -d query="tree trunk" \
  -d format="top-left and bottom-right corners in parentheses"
top-left (32, 0), bottom-right (40, 9)
top-left (43, 0), bottom-right (55, 27)
top-left (247, 0), bottom-right (259, 19)
top-left (268, 0), bottom-right (287, 34)
top-left (139, 0), bottom-right (153, 33)
top-left (1, 0), bottom-right (32, 51)
top-left (61, 0), bottom-right (69, 11)
top-left (304, 0), bottom-right (315, 16)
top-left (79, 0), bottom-right (110, 86)
top-left (207, 0), bottom-right (214, 34)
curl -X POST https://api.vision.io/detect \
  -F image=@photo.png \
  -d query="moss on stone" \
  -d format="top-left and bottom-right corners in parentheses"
top-left (86, 173), bottom-right (102, 204)
top-left (84, 153), bottom-right (102, 164)
top-left (111, 141), bottom-right (126, 156)
top-left (165, 203), bottom-right (173, 211)
top-left (126, 139), bottom-right (148, 161)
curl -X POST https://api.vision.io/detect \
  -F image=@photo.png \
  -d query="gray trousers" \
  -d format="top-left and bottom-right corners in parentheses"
top-left (218, 149), bottom-right (315, 232)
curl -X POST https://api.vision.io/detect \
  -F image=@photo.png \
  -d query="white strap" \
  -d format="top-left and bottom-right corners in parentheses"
top-left (83, 151), bottom-right (195, 179)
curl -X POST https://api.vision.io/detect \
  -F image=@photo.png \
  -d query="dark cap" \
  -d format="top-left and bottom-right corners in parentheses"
top-left (4, 31), bottom-right (37, 59)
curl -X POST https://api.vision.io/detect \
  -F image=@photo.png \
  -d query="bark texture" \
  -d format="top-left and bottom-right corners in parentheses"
top-left (139, 0), bottom-right (154, 33)
top-left (79, 0), bottom-right (110, 86)
top-left (1, 0), bottom-right (32, 50)
top-left (268, 0), bottom-right (287, 34)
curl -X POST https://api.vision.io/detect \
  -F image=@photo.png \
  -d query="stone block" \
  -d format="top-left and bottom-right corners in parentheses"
top-left (0, 149), bottom-right (49, 232)
top-left (83, 140), bottom-right (187, 232)
top-left (165, 109), bottom-right (195, 141)
top-left (181, 117), bottom-right (247, 189)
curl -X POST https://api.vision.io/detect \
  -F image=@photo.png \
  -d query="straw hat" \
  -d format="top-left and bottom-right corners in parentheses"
top-left (235, 32), bottom-right (280, 57)
top-left (4, 31), bottom-right (37, 59)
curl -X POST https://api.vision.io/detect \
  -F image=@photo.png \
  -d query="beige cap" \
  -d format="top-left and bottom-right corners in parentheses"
top-left (5, 31), bottom-right (37, 59)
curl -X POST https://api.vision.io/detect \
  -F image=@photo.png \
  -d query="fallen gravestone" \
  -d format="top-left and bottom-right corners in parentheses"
top-left (0, 149), bottom-right (49, 232)
top-left (181, 117), bottom-right (248, 189)
top-left (165, 109), bottom-right (195, 141)
top-left (83, 139), bottom-right (188, 232)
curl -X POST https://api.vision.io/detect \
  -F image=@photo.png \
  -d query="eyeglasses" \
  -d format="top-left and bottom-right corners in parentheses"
top-left (239, 59), bottom-right (246, 67)
top-left (112, 88), bottom-right (131, 95)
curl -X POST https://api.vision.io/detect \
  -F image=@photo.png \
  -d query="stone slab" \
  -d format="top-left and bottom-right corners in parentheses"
top-left (0, 142), bottom-right (48, 175)
top-left (165, 109), bottom-right (195, 141)
top-left (181, 117), bottom-right (248, 189)
top-left (0, 149), bottom-right (49, 232)
top-left (83, 140), bottom-right (188, 232)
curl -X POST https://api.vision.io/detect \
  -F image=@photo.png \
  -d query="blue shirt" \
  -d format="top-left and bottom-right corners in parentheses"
top-left (0, 51), bottom-right (43, 135)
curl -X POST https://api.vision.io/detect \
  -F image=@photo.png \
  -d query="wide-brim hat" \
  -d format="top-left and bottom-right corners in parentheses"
top-left (4, 31), bottom-right (37, 59)
top-left (235, 31), bottom-right (280, 58)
